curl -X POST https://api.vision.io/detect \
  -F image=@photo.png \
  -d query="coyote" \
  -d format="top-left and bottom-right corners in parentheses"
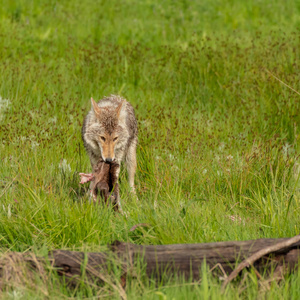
top-left (81, 95), bottom-right (138, 203)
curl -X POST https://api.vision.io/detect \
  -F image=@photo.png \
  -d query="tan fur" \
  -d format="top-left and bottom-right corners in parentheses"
top-left (82, 95), bottom-right (138, 202)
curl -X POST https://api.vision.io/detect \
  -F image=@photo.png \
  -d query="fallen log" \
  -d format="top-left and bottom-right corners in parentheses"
top-left (49, 237), bottom-right (300, 285)
top-left (1, 238), bottom-right (300, 290)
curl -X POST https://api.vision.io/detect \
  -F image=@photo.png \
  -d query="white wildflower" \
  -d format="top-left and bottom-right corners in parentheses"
top-left (218, 143), bottom-right (225, 152)
top-left (202, 169), bottom-right (207, 174)
top-left (0, 96), bottom-right (10, 110)
top-left (207, 119), bottom-right (213, 127)
top-left (226, 155), bottom-right (233, 161)
top-left (31, 141), bottom-right (39, 150)
top-left (283, 143), bottom-right (294, 158)
top-left (2, 204), bottom-right (11, 218)
top-left (169, 153), bottom-right (174, 160)
top-left (59, 159), bottom-right (71, 173)
top-left (29, 110), bottom-right (36, 118)
top-left (29, 134), bottom-right (37, 140)
top-left (48, 116), bottom-right (57, 124)
top-left (0, 96), bottom-right (11, 121)
top-left (7, 289), bottom-right (23, 299)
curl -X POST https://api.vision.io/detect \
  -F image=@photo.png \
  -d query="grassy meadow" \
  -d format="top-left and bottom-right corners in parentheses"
top-left (1, 0), bottom-right (300, 298)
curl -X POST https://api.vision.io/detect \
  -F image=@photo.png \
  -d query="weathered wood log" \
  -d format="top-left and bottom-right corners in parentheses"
top-left (1, 238), bottom-right (300, 291)
top-left (49, 237), bottom-right (300, 285)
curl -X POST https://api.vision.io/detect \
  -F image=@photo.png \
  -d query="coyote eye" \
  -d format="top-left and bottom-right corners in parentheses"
top-left (100, 136), bottom-right (106, 142)
top-left (113, 137), bottom-right (118, 142)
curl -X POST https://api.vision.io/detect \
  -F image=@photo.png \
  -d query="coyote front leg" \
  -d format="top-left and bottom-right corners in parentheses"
top-left (125, 139), bottom-right (137, 194)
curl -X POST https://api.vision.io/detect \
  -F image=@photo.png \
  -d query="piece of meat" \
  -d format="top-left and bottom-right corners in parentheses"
top-left (92, 161), bottom-right (111, 203)
top-left (95, 181), bottom-right (110, 201)
top-left (79, 160), bottom-right (120, 211)
top-left (79, 173), bottom-right (94, 184)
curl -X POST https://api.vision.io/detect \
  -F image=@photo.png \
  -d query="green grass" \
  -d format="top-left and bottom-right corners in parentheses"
top-left (0, 0), bottom-right (300, 298)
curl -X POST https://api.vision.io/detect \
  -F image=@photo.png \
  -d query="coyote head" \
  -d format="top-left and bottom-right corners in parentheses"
top-left (89, 98), bottom-right (127, 163)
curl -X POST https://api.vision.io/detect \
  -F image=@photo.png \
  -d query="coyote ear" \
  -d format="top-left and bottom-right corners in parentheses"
top-left (91, 97), bottom-right (101, 116)
top-left (115, 101), bottom-right (124, 119)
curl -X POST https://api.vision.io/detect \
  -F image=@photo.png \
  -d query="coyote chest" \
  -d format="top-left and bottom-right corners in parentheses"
top-left (81, 95), bottom-right (138, 202)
